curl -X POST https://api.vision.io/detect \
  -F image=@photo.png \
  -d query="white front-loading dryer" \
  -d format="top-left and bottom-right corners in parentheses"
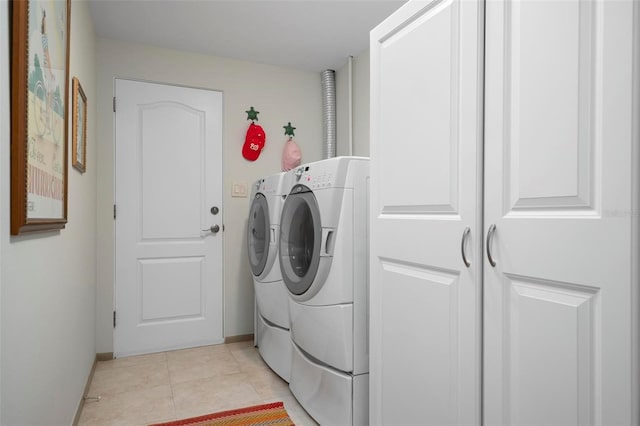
top-left (278, 157), bottom-right (369, 426)
top-left (247, 177), bottom-right (280, 282)
top-left (248, 173), bottom-right (288, 327)
top-left (247, 172), bottom-right (291, 381)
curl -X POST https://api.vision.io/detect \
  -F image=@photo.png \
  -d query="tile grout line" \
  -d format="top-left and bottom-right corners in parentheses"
top-left (164, 352), bottom-right (179, 422)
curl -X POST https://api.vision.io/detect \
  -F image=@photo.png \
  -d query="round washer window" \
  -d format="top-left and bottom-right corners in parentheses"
top-left (247, 193), bottom-right (270, 276)
top-left (279, 185), bottom-right (321, 295)
top-left (289, 201), bottom-right (315, 277)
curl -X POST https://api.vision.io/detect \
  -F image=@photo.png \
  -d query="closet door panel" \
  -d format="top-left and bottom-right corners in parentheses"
top-left (370, 0), bottom-right (483, 424)
top-left (484, 1), bottom-right (635, 425)
top-left (504, 0), bottom-right (595, 211)
top-left (376, 1), bottom-right (459, 214)
top-left (485, 274), bottom-right (599, 426)
top-left (376, 261), bottom-right (461, 426)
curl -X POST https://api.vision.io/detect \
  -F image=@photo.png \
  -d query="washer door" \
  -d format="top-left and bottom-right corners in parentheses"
top-left (279, 184), bottom-right (322, 295)
top-left (247, 193), bottom-right (270, 276)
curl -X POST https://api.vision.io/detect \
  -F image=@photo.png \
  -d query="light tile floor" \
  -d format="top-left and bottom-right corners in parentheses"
top-left (78, 341), bottom-right (318, 426)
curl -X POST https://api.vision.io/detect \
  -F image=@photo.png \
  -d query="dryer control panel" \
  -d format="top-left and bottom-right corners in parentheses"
top-left (288, 157), bottom-right (368, 192)
top-left (295, 165), bottom-right (334, 189)
top-left (258, 172), bottom-right (285, 196)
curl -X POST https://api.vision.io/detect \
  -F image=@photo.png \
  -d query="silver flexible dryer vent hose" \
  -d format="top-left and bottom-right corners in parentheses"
top-left (321, 69), bottom-right (336, 159)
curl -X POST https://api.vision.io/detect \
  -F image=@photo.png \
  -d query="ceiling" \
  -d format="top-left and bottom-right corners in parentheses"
top-left (87, 0), bottom-right (407, 72)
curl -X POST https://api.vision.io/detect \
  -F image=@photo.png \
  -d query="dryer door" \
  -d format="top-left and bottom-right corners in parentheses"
top-left (279, 184), bottom-right (322, 295)
top-left (247, 193), bottom-right (270, 276)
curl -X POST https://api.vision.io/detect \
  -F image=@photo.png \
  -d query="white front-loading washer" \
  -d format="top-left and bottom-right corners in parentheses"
top-left (278, 157), bottom-right (369, 426)
top-left (247, 172), bottom-right (291, 382)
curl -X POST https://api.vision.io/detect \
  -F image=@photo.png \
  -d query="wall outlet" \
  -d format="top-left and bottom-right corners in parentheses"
top-left (231, 182), bottom-right (248, 198)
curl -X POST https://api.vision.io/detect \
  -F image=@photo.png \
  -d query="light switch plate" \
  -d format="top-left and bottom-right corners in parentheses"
top-left (232, 182), bottom-right (248, 198)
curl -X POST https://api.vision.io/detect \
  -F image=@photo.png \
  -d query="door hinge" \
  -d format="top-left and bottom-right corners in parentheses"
top-left (113, 97), bottom-right (116, 112)
top-left (113, 310), bottom-right (116, 328)
top-left (113, 204), bottom-right (116, 220)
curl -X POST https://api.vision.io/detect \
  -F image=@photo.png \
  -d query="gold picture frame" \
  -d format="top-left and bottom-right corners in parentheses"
top-left (72, 77), bottom-right (87, 173)
top-left (11, 0), bottom-right (71, 234)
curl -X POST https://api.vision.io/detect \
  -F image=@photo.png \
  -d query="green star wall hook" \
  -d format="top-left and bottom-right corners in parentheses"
top-left (283, 122), bottom-right (296, 138)
top-left (246, 106), bottom-right (259, 122)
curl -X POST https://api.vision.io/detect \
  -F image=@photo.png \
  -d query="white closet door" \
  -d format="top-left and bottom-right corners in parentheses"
top-left (370, 1), bottom-right (483, 424)
top-left (483, 1), bottom-right (636, 425)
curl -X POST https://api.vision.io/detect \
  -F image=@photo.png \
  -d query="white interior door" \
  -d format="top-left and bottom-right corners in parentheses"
top-left (369, 1), bottom-right (484, 424)
top-left (483, 1), bottom-right (636, 424)
top-left (114, 79), bottom-right (223, 357)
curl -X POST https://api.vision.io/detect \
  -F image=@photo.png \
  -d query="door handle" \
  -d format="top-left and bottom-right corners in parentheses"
top-left (486, 224), bottom-right (497, 267)
top-left (461, 226), bottom-right (471, 268)
top-left (202, 224), bottom-right (220, 234)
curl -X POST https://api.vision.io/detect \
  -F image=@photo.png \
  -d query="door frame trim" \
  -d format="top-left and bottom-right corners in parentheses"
top-left (630, 2), bottom-right (640, 422)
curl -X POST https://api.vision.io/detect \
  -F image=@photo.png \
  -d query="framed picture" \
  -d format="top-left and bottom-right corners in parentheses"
top-left (11, 0), bottom-right (71, 235)
top-left (72, 77), bottom-right (87, 173)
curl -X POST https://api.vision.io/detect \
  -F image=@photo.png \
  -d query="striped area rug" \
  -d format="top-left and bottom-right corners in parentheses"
top-left (149, 402), bottom-right (294, 426)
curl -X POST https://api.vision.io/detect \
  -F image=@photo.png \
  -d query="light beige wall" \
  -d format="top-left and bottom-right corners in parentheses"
top-left (0, 3), bottom-right (6, 421)
top-left (336, 50), bottom-right (371, 157)
top-left (1, 1), bottom-right (97, 424)
top-left (336, 64), bottom-right (350, 156)
top-left (95, 38), bottom-right (323, 353)
top-left (353, 50), bottom-right (371, 157)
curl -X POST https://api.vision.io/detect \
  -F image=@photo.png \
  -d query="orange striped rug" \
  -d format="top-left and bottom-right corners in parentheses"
top-left (149, 402), bottom-right (294, 426)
